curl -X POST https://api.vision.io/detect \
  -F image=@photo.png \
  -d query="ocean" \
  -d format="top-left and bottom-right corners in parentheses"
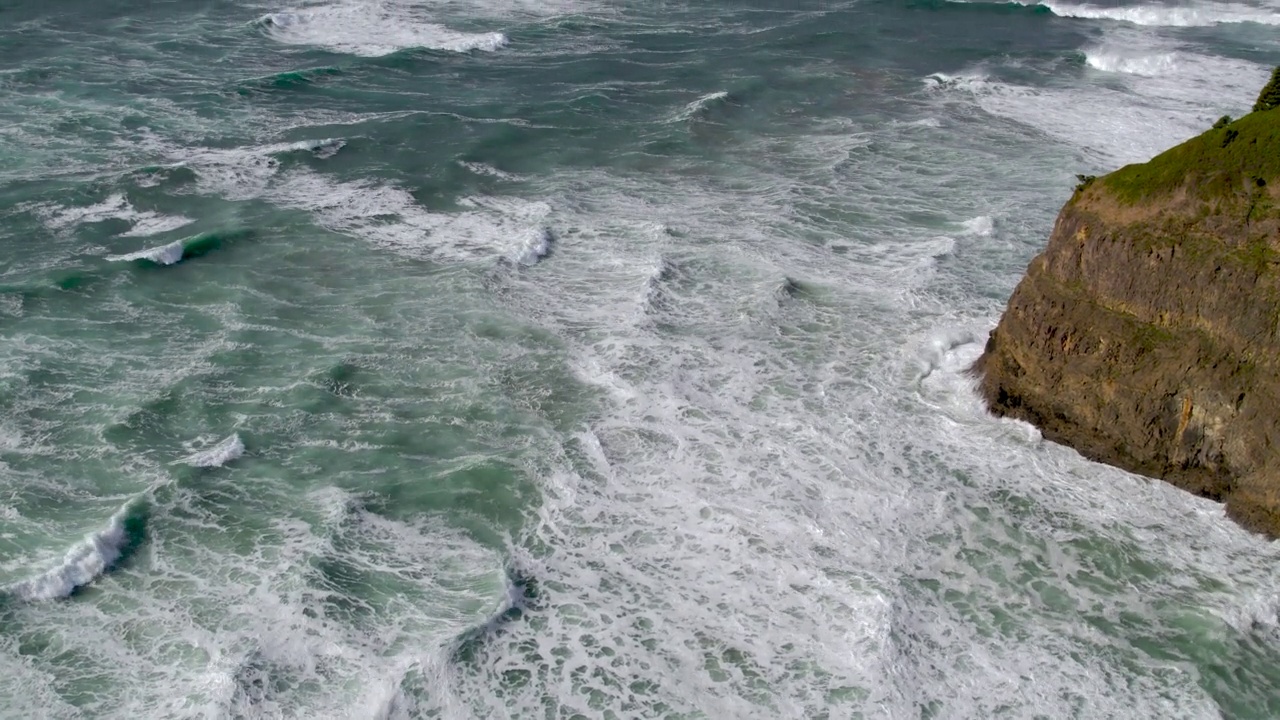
top-left (1, 0), bottom-right (1279, 716)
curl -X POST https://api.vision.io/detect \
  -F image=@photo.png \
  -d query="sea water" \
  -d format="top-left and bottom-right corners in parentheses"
top-left (1, 0), bottom-right (1279, 717)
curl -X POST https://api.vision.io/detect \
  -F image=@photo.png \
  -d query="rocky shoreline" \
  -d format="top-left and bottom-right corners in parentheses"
top-left (976, 69), bottom-right (1280, 537)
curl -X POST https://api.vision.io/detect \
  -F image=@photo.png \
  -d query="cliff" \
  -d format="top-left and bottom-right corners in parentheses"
top-left (975, 69), bottom-right (1280, 537)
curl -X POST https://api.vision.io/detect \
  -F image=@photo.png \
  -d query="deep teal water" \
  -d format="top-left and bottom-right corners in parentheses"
top-left (2, 0), bottom-right (1280, 717)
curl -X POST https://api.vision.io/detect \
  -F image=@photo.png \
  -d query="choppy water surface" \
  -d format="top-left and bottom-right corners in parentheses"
top-left (2, 0), bottom-right (1279, 717)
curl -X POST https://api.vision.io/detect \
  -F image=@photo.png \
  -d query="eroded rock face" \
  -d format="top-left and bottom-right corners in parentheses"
top-left (976, 100), bottom-right (1280, 537)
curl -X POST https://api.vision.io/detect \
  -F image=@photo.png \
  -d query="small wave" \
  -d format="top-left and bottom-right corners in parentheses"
top-left (256, 5), bottom-right (508, 57)
top-left (1030, 0), bottom-right (1280, 26)
top-left (458, 161), bottom-right (522, 181)
top-left (506, 227), bottom-right (554, 266)
top-left (275, 137), bottom-right (347, 159)
top-left (177, 434), bottom-right (245, 468)
top-left (107, 238), bottom-right (186, 265)
top-left (127, 163), bottom-right (197, 190)
top-left (106, 229), bottom-right (252, 267)
top-left (777, 276), bottom-right (819, 302)
top-left (670, 90), bottom-right (731, 123)
top-left (7, 497), bottom-right (149, 601)
top-left (641, 255), bottom-right (680, 312)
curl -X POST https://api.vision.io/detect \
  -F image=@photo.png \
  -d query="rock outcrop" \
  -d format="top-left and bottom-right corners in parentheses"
top-left (976, 70), bottom-right (1280, 536)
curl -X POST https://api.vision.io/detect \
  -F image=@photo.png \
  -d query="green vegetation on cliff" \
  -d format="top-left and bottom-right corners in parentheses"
top-left (1102, 70), bottom-right (1280, 208)
top-left (1254, 66), bottom-right (1280, 112)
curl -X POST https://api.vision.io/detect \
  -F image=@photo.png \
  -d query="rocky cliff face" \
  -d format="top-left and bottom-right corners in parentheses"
top-left (976, 73), bottom-right (1280, 537)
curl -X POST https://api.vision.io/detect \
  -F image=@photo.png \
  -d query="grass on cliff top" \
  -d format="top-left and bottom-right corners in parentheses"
top-left (1100, 104), bottom-right (1280, 206)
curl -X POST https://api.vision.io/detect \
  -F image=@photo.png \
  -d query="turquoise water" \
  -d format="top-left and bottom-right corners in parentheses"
top-left (2, 0), bottom-right (1280, 716)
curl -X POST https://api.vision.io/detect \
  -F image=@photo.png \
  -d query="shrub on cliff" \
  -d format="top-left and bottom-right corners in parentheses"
top-left (1255, 66), bottom-right (1280, 113)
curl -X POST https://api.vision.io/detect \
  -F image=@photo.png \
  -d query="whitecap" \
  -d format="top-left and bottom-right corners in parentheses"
top-left (178, 434), bottom-right (245, 468)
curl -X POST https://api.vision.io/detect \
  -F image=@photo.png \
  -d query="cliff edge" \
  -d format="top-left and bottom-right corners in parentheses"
top-left (976, 69), bottom-right (1280, 537)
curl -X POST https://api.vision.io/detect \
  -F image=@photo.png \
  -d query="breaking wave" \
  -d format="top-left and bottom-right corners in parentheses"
top-left (107, 229), bottom-right (253, 266)
top-left (6, 496), bottom-right (149, 601)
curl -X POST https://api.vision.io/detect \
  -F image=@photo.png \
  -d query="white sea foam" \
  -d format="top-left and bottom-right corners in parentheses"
top-left (180, 137), bottom-right (345, 200)
top-left (259, 3), bottom-right (508, 57)
top-left (172, 137), bottom-right (552, 265)
top-left (1033, 0), bottom-right (1280, 26)
top-left (923, 53), bottom-right (1266, 164)
top-left (1081, 33), bottom-right (1271, 107)
top-left (34, 193), bottom-right (194, 238)
top-left (10, 5), bottom-right (1280, 715)
top-left (7, 498), bottom-right (144, 601)
top-left (961, 215), bottom-right (994, 236)
top-left (265, 170), bottom-right (554, 264)
top-left (118, 213), bottom-right (195, 238)
top-left (107, 238), bottom-right (186, 265)
top-left (1086, 47), bottom-right (1178, 76)
top-left (178, 433), bottom-right (245, 468)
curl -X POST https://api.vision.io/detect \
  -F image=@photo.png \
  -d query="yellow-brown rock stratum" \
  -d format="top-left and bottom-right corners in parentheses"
top-left (976, 69), bottom-right (1280, 537)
